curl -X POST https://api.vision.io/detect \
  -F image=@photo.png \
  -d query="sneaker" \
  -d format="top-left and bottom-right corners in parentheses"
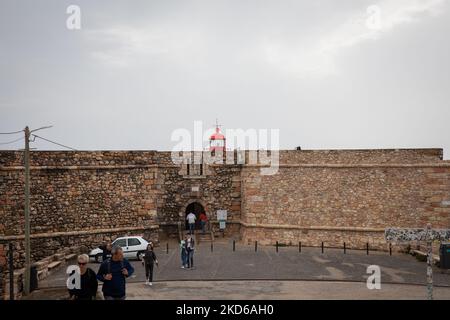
top-left (145, 281), bottom-right (149, 285)
top-left (181, 266), bottom-right (185, 269)
top-left (149, 282), bottom-right (153, 286)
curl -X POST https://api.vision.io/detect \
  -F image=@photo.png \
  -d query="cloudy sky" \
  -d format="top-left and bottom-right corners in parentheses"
top-left (1, 0), bottom-right (449, 158)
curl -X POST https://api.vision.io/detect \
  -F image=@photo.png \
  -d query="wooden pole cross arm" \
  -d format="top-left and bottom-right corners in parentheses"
top-left (385, 228), bottom-right (450, 242)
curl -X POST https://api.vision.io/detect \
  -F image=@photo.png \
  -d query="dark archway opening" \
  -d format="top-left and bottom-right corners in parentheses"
top-left (185, 202), bottom-right (205, 230)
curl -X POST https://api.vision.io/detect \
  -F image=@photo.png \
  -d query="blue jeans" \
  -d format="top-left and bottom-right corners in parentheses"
top-left (187, 249), bottom-right (194, 268)
top-left (201, 221), bottom-right (206, 233)
top-left (181, 250), bottom-right (187, 266)
top-left (188, 223), bottom-right (195, 234)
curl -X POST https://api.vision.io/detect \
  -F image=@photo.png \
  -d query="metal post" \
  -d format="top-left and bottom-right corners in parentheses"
top-left (321, 242), bottom-right (324, 254)
top-left (8, 242), bottom-right (14, 300)
top-left (276, 241), bottom-right (278, 253)
top-left (299, 241), bottom-right (301, 253)
top-left (344, 242), bottom-right (346, 254)
top-left (426, 225), bottom-right (433, 300)
top-left (23, 126), bottom-right (31, 296)
top-left (233, 240), bottom-right (235, 252)
top-left (255, 241), bottom-right (257, 252)
top-left (211, 242), bottom-right (213, 252)
top-left (389, 243), bottom-right (392, 256)
top-left (166, 242), bottom-right (169, 254)
top-left (366, 242), bottom-right (369, 255)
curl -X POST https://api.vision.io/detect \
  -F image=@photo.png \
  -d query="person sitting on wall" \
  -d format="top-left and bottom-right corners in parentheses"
top-left (68, 254), bottom-right (98, 300)
top-left (96, 246), bottom-right (134, 300)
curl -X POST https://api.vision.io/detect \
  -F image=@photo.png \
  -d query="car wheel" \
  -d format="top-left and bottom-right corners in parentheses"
top-left (95, 253), bottom-right (102, 263)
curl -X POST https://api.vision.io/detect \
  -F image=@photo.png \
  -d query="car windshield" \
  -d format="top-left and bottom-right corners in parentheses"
top-left (113, 238), bottom-right (127, 248)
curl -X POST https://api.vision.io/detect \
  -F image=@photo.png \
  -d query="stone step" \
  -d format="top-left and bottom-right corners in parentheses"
top-left (65, 254), bottom-right (77, 261)
top-left (47, 261), bottom-right (62, 270)
top-left (411, 250), bottom-right (440, 264)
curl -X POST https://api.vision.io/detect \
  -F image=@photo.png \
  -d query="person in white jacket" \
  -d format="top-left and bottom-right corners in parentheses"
top-left (186, 212), bottom-right (196, 234)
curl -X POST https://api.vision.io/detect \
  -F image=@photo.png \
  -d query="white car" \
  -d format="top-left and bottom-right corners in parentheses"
top-left (89, 236), bottom-right (149, 262)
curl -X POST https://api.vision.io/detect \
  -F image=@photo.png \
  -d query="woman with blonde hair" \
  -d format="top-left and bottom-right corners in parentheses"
top-left (68, 254), bottom-right (98, 300)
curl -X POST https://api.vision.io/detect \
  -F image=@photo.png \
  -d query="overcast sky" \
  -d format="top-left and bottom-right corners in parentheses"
top-left (1, 0), bottom-right (449, 158)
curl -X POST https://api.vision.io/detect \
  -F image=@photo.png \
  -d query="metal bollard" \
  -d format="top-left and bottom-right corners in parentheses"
top-left (255, 241), bottom-right (257, 252)
top-left (211, 242), bottom-right (213, 252)
top-left (299, 241), bottom-right (302, 253)
top-left (9, 242), bottom-right (14, 300)
top-left (389, 243), bottom-right (392, 256)
top-left (233, 240), bottom-right (235, 252)
top-left (344, 242), bottom-right (346, 254)
top-left (276, 241), bottom-right (279, 253)
top-left (321, 242), bottom-right (324, 254)
top-left (366, 243), bottom-right (369, 255)
top-left (166, 242), bottom-right (169, 254)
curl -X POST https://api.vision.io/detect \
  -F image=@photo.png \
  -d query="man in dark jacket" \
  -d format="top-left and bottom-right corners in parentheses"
top-left (97, 246), bottom-right (134, 300)
top-left (99, 242), bottom-right (112, 262)
top-left (68, 254), bottom-right (98, 300)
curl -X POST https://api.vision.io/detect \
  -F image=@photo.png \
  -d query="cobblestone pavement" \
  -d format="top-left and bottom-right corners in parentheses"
top-left (39, 240), bottom-right (450, 289)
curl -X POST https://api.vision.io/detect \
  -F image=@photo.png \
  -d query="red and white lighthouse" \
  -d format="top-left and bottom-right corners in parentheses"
top-left (209, 119), bottom-right (226, 152)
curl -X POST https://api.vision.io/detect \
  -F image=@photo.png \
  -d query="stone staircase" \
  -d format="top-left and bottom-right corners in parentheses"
top-left (179, 229), bottom-right (214, 244)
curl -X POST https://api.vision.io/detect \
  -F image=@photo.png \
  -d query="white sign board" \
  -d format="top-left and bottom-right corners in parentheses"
top-left (217, 210), bottom-right (227, 221)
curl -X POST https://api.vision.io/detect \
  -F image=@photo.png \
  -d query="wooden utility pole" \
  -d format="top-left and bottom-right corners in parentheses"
top-left (23, 126), bottom-right (31, 295)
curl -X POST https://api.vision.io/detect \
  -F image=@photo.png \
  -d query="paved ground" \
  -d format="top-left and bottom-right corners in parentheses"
top-left (26, 280), bottom-right (450, 300)
top-left (39, 239), bottom-right (450, 288)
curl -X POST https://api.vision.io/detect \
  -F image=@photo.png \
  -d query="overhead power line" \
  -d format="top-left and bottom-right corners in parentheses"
top-left (31, 134), bottom-right (77, 151)
top-left (0, 136), bottom-right (24, 145)
top-left (0, 129), bottom-right (24, 135)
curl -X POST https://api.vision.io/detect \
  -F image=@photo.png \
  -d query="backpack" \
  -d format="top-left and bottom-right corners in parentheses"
top-left (106, 258), bottom-right (125, 275)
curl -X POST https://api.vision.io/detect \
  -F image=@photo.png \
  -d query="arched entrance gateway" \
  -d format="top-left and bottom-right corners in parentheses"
top-left (184, 201), bottom-right (206, 231)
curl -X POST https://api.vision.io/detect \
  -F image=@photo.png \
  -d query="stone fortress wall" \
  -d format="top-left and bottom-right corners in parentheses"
top-left (1, 148), bottom-right (449, 298)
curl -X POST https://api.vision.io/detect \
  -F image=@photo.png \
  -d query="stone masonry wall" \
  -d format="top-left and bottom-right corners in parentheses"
top-left (240, 163), bottom-right (450, 249)
top-left (0, 148), bottom-right (449, 298)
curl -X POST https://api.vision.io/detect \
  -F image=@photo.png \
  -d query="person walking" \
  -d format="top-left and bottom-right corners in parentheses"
top-left (96, 246), bottom-right (134, 300)
top-left (199, 212), bottom-right (208, 234)
top-left (142, 242), bottom-right (158, 286)
top-left (99, 242), bottom-right (112, 262)
top-left (68, 254), bottom-right (98, 300)
top-left (180, 236), bottom-right (188, 268)
top-left (186, 235), bottom-right (195, 269)
top-left (186, 211), bottom-right (196, 234)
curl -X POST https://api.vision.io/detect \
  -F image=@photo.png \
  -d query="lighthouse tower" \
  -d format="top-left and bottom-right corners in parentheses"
top-left (209, 119), bottom-right (226, 153)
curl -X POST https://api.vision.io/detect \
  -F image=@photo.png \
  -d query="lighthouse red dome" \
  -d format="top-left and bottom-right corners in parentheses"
top-left (209, 121), bottom-right (226, 152)
top-left (210, 127), bottom-right (225, 140)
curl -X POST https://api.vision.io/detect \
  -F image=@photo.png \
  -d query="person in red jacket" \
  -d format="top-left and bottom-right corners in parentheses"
top-left (199, 212), bottom-right (208, 234)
